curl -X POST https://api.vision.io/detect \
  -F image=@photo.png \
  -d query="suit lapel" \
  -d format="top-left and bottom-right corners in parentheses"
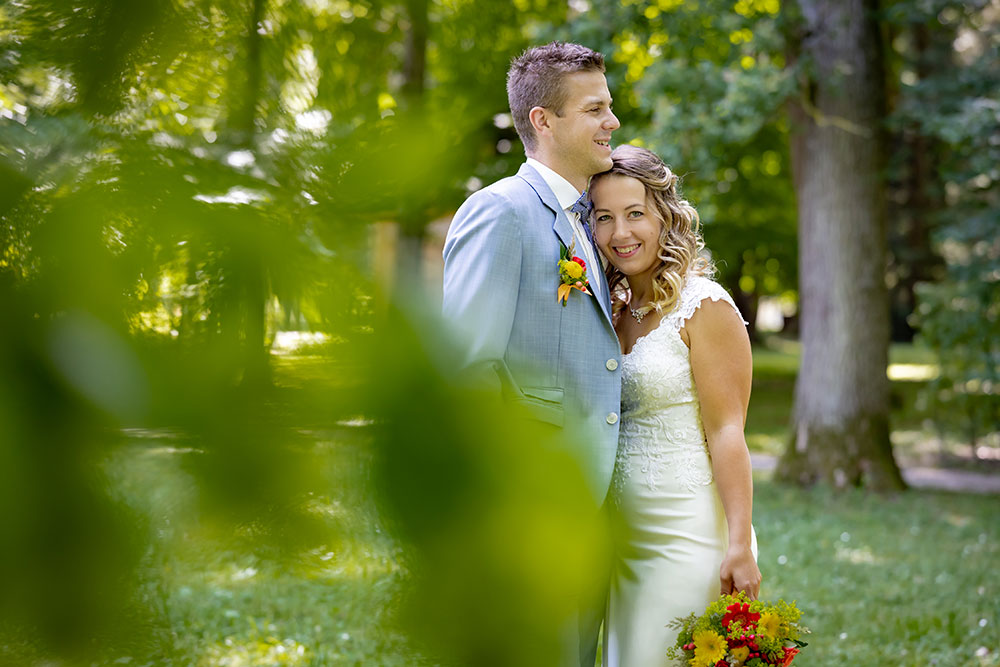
top-left (518, 163), bottom-right (615, 328)
top-left (591, 256), bottom-right (614, 325)
top-left (518, 163), bottom-right (574, 249)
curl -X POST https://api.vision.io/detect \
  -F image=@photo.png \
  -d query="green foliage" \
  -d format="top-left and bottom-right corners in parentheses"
top-left (912, 227), bottom-right (1000, 445)
top-left (893, 0), bottom-right (1000, 442)
top-left (0, 1), bottom-right (605, 662)
top-left (2, 0), bottom-right (998, 662)
top-left (368, 309), bottom-right (610, 667)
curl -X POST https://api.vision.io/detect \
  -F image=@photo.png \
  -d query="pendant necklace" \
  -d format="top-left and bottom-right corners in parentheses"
top-left (629, 303), bottom-right (651, 323)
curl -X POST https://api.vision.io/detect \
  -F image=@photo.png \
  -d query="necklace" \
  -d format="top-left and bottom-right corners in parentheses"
top-left (629, 303), bottom-right (651, 323)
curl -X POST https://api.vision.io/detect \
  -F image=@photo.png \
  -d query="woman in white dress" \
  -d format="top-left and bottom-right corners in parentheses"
top-left (589, 145), bottom-right (762, 667)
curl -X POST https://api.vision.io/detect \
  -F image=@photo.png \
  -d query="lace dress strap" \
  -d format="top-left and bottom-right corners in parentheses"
top-left (663, 274), bottom-right (747, 332)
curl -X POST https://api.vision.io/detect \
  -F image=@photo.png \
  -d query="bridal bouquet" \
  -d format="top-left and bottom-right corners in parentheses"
top-left (666, 592), bottom-right (808, 667)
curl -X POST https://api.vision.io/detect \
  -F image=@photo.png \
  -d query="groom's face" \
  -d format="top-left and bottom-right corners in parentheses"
top-left (547, 70), bottom-right (619, 184)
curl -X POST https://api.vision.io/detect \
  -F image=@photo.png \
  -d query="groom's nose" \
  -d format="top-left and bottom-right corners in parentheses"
top-left (604, 111), bottom-right (620, 131)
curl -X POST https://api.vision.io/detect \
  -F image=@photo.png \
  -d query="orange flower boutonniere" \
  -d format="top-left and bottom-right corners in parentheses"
top-left (557, 241), bottom-right (592, 306)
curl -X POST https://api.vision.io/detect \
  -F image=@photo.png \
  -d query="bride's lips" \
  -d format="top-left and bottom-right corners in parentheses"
top-left (613, 243), bottom-right (640, 258)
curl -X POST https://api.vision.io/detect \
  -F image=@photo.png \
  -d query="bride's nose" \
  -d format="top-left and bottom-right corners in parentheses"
top-left (609, 217), bottom-right (630, 241)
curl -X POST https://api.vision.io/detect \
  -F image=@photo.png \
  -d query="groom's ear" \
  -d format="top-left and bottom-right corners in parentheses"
top-left (529, 106), bottom-right (551, 136)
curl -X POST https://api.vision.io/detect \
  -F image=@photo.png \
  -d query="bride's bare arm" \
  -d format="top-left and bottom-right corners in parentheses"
top-left (683, 298), bottom-right (762, 599)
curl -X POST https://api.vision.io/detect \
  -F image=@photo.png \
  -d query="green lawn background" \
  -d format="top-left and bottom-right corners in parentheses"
top-left (88, 340), bottom-right (999, 666)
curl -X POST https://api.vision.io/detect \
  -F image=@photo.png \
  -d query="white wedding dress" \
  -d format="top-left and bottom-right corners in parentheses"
top-left (603, 275), bottom-right (757, 667)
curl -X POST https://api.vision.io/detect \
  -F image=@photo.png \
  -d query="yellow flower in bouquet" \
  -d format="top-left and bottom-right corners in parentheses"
top-left (757, 611), bottom-right (783, 639)
top-left (691, 629), bottom-right (726, 667)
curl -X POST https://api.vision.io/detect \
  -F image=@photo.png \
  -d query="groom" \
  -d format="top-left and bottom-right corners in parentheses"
top-left (442, 42), bottom-right (621, 667)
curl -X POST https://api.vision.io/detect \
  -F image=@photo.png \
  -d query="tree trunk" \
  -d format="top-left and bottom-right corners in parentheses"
top-left (885, 22), bottom-right (946, 342)
top-left (392, 0), bottom-right (429, 293)
top-left (230, 0), bottom-right (265, 145)
top-left (229, 0), bottom-right (271, 387)
top-left (776, 0), bottom-right (905, 491)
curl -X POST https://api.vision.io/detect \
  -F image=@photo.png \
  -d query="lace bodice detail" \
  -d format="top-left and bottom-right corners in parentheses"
top-left (612, 275), bottom-right (745, 501)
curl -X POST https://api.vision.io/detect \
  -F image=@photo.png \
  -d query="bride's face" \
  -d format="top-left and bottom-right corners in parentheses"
top-left (591, 174), bottom-right (662, 279)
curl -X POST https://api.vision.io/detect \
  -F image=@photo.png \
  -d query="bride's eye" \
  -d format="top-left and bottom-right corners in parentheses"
top-left (628, 210), bottom-right (643, 218)
top-left (595, 213), bottom-right (611, 223)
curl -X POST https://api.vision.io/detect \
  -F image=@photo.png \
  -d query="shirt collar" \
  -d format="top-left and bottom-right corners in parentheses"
top-left (525, 158), bottom-right (583, 211)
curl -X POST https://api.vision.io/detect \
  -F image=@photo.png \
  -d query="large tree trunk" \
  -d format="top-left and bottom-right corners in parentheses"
top-left (776, 0), bottom-right (905, 491)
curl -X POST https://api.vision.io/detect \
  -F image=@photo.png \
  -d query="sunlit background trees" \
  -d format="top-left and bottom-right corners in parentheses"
top-left (1, 0), bottom-right (997, 664)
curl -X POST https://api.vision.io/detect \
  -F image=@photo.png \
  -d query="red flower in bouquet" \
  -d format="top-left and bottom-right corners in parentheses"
top-left (781, 646), bottom-right (800, 666)
top-left (721, 602), bottom-right (760, 632)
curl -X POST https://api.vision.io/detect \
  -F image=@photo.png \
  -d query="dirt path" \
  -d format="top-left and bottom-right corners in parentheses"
top-left (750, 453), bottom-right (1000, 494)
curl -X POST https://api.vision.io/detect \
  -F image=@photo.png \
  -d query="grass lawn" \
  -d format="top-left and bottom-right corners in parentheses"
top-left (99, 425), bottom-right (1000, 666)
top-left (10, 343), bottom-right (996, 665)
top-left (753, 480), bottom-right (1000, 666)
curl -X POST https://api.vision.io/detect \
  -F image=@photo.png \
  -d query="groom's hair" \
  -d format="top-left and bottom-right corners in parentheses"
top-left (507, 42), bottom-right (606, 154)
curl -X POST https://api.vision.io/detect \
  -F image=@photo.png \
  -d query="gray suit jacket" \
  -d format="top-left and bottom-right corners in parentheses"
top-left (442, 162), bottom-right (622, 502)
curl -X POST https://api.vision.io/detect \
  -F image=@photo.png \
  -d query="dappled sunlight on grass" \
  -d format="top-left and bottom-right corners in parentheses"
top-left (295, 544), bottom-right (402, 582)
top-left (746, 432), bottom-right (784, 456)
top-left (887, 362), bottom-right (939, 382)
top-left (834, 544), bottom-right (881, 565)
top-left (101, 428), bottom-right (424, 665)
top-left (756, 484), bottom-right (999, 665)
top-left (944, 513), bottom-right (972, 528)
top-left (201, 634), bottom-right (308, 666)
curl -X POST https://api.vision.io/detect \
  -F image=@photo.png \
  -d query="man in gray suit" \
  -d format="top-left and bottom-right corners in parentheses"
top-left (442, 42), bottom-right (621, 667)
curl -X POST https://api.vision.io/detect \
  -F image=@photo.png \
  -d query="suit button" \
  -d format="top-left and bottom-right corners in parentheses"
top-left (606, 412), bottom-right (618, 425)
top-left (606, 359), bottom-right (618, 371)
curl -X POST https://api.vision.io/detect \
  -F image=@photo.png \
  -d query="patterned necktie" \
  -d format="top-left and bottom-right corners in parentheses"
top-left (569, 192), bottom-right (605, 302)
top-left (569, 192), bottom-right (596, 243)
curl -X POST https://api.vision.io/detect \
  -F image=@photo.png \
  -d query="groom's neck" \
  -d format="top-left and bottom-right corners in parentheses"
top-left (528, 151), bottom-right (587, 193)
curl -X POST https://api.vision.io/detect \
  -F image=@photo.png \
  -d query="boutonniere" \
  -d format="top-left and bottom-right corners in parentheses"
top-left (557, 240), bottom-right (592, 306)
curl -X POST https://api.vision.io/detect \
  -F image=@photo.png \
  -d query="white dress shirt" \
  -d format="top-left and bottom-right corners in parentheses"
top-left (525, 158), bottom-right (604, 302)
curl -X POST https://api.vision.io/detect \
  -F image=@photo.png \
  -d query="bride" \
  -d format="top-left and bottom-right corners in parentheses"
top-left (589, 145), bottom-right (762, 666)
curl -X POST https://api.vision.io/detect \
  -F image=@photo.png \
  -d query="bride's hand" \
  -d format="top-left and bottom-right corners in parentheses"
top-left (720, 547), bottom-right (761, 600)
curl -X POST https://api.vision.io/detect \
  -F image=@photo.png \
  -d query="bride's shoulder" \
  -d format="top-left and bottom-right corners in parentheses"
top-left (675, 274), bottom-right (745, 325)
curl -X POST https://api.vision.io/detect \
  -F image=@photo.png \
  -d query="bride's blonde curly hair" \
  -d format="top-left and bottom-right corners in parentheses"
top-left (590, 144), bottom-right (711, 318)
